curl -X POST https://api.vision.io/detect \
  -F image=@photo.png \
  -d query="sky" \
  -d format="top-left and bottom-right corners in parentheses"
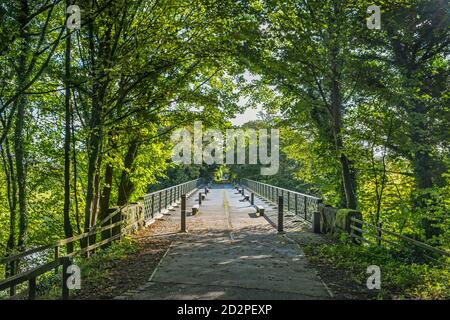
top-left (229, 71), bottom-right (262, 126)
top-left (230, 96), bottom-right (263, 126)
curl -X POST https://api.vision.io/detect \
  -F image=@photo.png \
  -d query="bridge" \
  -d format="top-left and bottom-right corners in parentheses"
top-left (115, 184), bottom-right (329, 300)
top-left (1, 179), bottom-right (448, 300)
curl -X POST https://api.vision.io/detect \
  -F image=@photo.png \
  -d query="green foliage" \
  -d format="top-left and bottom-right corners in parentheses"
top-left (305, 243), bottom-right (450, 299)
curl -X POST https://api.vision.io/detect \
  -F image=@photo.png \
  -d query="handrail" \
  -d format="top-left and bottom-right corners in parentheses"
top-left (141, 178), bottom-right (202, 221)
top-left (55, 221), bottom-right (124, 247)
top-left (241, 178), bottom-right (322, 223)
top-left (350, 217), bottom-right (450, 258)
top-left (143, 178), bottom-right (200, 197)
top-left (96, 206), bottom-right (122, 228)
top-left (242, 178), bottom-right (321, 200)
top-left (0, 259), bottom-right (61, 292)
top-left (0, 244), bottom-right (53, 265)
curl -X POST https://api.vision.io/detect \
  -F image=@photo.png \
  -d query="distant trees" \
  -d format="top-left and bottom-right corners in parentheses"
top-left (238, 0), bottom-right (448, 244)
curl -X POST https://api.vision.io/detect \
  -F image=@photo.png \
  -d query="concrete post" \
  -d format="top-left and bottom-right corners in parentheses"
top-left (278, 195), bottom-right (284, 233)
top-left (313, 211), bottom-right (321, 233)
top-left (181, 195), bottom-right (187, 233)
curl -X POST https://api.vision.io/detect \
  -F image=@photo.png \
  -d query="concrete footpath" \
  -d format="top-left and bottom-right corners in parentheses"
top-left (119, 185), bottom-right (331, 300)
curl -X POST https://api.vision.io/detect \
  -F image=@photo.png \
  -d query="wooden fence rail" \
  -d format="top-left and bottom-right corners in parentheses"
top-left (0, 178), bottom-right (202, 300)
top-left (350, 217), bottom-right (450, 259)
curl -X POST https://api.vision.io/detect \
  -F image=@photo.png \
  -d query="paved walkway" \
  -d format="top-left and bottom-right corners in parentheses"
top-left (120, 185), bottom-right (331, 300)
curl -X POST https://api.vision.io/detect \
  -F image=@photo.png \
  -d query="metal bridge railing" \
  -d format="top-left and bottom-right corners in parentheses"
top-left (141, 179), bottom-right (202, 221)
top-left (241, 178), bottom-right (322, 223)
top-left (240, 179), bottom-right (449, 264)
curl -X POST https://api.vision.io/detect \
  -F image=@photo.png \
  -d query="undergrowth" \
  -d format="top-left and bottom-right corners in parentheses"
top-left (304, 241), bottom-right (450, 300)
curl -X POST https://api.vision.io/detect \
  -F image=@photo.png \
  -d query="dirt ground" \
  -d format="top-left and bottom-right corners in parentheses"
top-left (74, 215), bottom-right (180, 300)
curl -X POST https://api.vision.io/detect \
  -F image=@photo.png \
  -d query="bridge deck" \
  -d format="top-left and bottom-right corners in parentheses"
top-left (117, 185), bottom-right (331, 300)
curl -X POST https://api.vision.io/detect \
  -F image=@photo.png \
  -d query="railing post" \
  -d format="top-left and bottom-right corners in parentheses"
top-left (287, 192), bottom-right (290, 212)
top-left (86, 227), bottom-right (90, 258)
top-left (199, 192), bottom-right (202, 205)
top-left (62, 257), bottom-right (71, 300)
top-left (159, 192), bottom-right (162, 213)
top-left (9, 262), bottom-right (17, 297)
top-left (180, 194), bottom-right (187, 233)
top-left (28, 277), bottom-right (36, 300)
top-left (295, 194), bottom-right (298, 215)
top-left (151, 194), bottom-right (155, 218)
top-left (278, 195), bottom-right (284, 233)
top-left (251, 192), bottom-right (254, 205)
top-left (304, 197), bottom-right (308, 221)
top-left (112, 207), bottom-right (123, 239)
top-left (54, 245), bottom-right (59, 274)
top-left (165, 189), bottom-right (168, 208)
top-left (313, 211), bottom-right (321, 233)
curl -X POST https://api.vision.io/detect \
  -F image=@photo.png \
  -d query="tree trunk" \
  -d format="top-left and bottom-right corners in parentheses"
top-left (1, 137), bottom-right (17, 279)
top-left (329, 49), bottom-right (357, 209)
top-left (409, 103), bottom-right (434, 191)
top-left (98, 131), bottom-right (118, 226)
top-left (117, 140), bottom-right (140, 206)
top-left (83, 5), bottom-right (102, 235)
top-left (71, 103), bottom-right (82, 235)
top-left (91, 160), bottom-right (102, 227)
top-left (63, 0), bottom-right (74, 252)
top-left (409, 102), bottom-right (438, 239)
top-left (15, 0), bottom-right (30, 251)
